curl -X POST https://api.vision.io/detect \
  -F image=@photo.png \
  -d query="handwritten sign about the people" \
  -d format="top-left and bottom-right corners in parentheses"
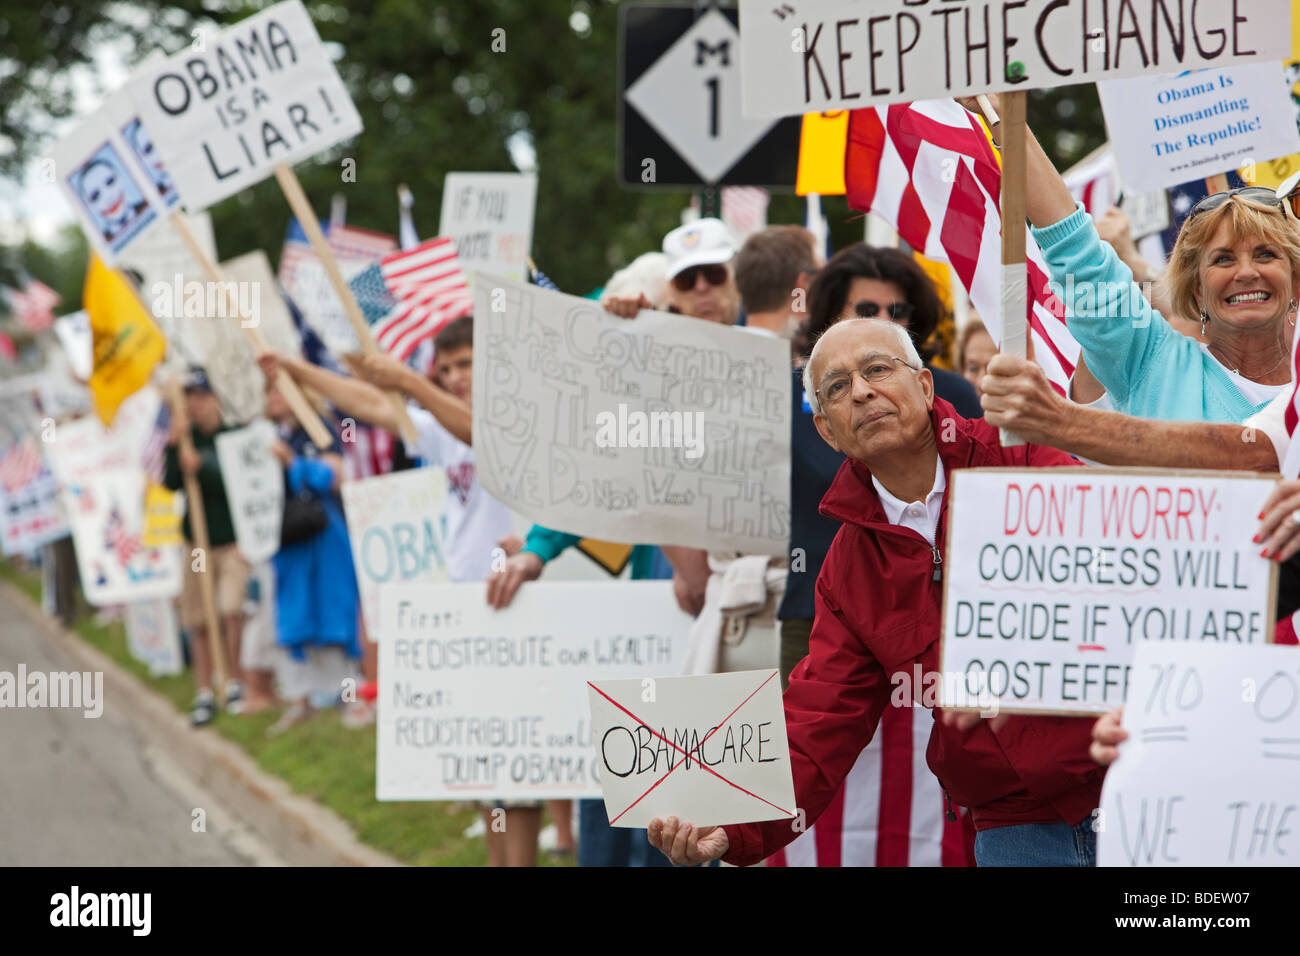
top-left (1098, 642), bottom-right (1300, 866)
top-left (738, 0), bottom-right (1291, 118)
top-left (215, 420), bottom-right (284, 565)
top-left (438, 173), bottom-right (537, 283)
top-left (376, 581), bottom-right (691, 801)
top-left (1098, 63), bottom-right (1300, 193)
top-left (471, 274), bottom-right (791, 555)
top-left (587, 669), bottom-right (796, 828)
top-left (341, 469), bottom-right (450, 639)
top-left (939, 468), bottom-right (1277, 715)
top-left (126, 0), bottom-right (363, 210)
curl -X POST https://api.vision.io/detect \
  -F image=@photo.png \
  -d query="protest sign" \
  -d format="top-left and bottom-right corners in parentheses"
top-left (61, 466), bottom-right (182, 606)
top-left (51, 87), bottom-right (177, 264)
top-left (124, 598), bottom-right (184, 677)
top-left (471, 275), bottom-right (791, 555)
top-left (341, 469), bottom-right (450, 639)
top-left (587, 669), bottom-right (796, 828)
top-left (126, 0), bottom-right (363, 211)
top-left (737, 0), bottom-right (1292, 118)
top-left (1098, 63), bottom-right (1300, 193)
top-left (438, 173), bottom-right (537, 282)
top-left (939, 468), bottom-right (1278, 715)
top-left (141, 483), bottom-right (183, 548)
top-left (221, 250), bottom-right (300, 357)
top-left (214, 419), bottom-right (284, 564)
top-left (0, 440), bottom-right (67, 557)
top-left (52, 311), bottom-right (93, 383)
top-left (376, 581), bottom-right (691, 800)
top-left (1098, 642), bottom-right (1300, 866)
top-left (46, 386), bottom-right (165, 486)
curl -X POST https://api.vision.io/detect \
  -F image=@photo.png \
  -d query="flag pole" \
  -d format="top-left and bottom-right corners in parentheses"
top-left (166, 213), bottom-right (334, 450)
top-left (993, 90), bottom-right (1028, 448)
top-left (272, 163), bottom-right (418, 444)
top-left (164, 375), bottom-right (230, 700)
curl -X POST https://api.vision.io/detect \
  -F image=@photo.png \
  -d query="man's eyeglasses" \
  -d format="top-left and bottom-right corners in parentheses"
top-left (815, 356), bottom-right (920, 406)
top-left (1188, 186), bottom-right (1290, 221)
top-left (853, 299), bottom-right (915, 321)
top-left (671, 264), bottom-right (729, 291)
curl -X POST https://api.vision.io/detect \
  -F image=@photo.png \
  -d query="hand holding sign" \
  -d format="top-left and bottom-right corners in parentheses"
top-left (646, 817), bottom-right (729, 866)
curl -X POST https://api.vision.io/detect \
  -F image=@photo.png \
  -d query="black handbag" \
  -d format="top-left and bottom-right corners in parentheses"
top-left (280, 486), bottom-right (329, 546)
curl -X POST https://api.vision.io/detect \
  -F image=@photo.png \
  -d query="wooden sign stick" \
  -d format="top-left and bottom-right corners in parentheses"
top-left (166, 213), bottom-right (335, 451)
top-left (273, 163), bottom-right (418, 444)
top-left (995, 90), bottom-right (1028, 448)
top-left (164, 376), bottom-right (230, 698)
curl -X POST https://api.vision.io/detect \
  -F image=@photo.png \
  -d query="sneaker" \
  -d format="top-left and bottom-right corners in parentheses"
top-left (224, 680), bottom-right (245, 716)
top-left (190, 690), bottom-right (217, 727)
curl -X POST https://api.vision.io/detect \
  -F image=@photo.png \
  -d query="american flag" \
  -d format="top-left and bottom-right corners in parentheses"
top-left (530, 263), bottom-right (559, 291)
top-left (721, 186), bottom-right (770, 243)
top-left (104, 505), bottom-right (142, 567)
top-left (846, 100), bottom-right (1080, 396)
top-left (352, 237), bottom-right (473, 362)
top-left (1062, 148), bottom-right (1120, 221)
top-left (5, 278), bottom-right (61, 333)
top-left (141, 402), bottom-right (172, 484)
top-left (0, 436), bottom-right (44, 494)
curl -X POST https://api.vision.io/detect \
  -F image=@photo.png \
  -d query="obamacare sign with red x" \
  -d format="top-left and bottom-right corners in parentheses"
top-left (586, 669), bottom-right (797, 828)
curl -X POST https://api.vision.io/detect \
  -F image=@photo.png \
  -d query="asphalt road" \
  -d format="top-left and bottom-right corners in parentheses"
top-left (0, 587), bottom-right (280, 866)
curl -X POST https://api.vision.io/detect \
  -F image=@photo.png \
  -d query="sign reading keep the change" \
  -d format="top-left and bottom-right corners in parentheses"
top-left (738, 0), bottom-right (1292, 118)
top-left (127, 0), bottom-right (363, 210)
top-left (376, 581), bottom-right (690, 800)
top-left (1098, 642), bottom-right (1300, 866)
top-left (939, 468), bottom-right (1278, 715)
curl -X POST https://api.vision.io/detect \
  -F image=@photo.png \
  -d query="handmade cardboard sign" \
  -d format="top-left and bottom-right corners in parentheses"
top-left (738, 0), bottom-right (1292, 118)
top-left (376, 581), bottom-right (691, 800)
top-left (1098, 62), bottom-right (1300, 193)
top-left (438, 173), bottom-right (537, 283)
top-left (126, 0), bottom-right (363, 210)
top-left (471, 274), bottom-right (791, 555)
top-left (587, 669), bottom-right (797, 828)
top-left (215, 419), bottom-right (284, 564)
top-left (939, 468), bottom-right (1278, 715)
top-left (341, 468), bottom-right (450, 639)
top-left (1098, 642), bottom-right (1300, 866)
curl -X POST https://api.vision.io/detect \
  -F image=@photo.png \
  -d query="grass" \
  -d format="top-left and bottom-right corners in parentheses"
top-left (0, 559), bottom-right (573, 867)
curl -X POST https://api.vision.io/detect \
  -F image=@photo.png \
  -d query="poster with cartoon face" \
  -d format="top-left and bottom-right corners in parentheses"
top-left (67, 142), bottom-right (156, 253)
top-left (121, 116), bottom-right (179, 207)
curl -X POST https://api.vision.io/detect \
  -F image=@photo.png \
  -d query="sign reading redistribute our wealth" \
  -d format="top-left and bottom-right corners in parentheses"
top-left (939, 468), bottom-right (1277, 715)
top-left (126, 0), bottom-right (363, 211)
top-left (471, 274), bottom-right (791, 556)
top-left (737, 0), bottom-right (1291, 118)
top-left (376, 581), bottom-right (691, 801)
top-left (1098, 642), bottom-right (1300, 867)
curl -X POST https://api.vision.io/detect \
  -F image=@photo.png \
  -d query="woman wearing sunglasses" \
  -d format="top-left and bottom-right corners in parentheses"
top-left (961, 94), bottom-right (1300, 427)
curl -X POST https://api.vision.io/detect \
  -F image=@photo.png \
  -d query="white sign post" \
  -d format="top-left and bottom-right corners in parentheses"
top-left (587, 669), bottom-right (797, 828)
top-left (376, 581), bottom-right (691, 801)
top-left (438, 173), bottom-right (537, 283)
top-left (1098, 62), bottom-right (1300, 194)
top-left (939, 468), bottom-right (1278, 715)
top-left (1098, 642), bottom-right (1300, 866)
top-left (215, 420), bottom-right (285, 565)
top-left (738, 0), bottom-right (1292, 117)
top-left (341, 469), bottom-right (450, 639)
top-left (471, 274), bottom-right (791, 555)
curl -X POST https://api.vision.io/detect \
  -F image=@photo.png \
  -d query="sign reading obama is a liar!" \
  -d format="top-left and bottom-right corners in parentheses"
top-left (126, 0), bottom-right (363, 211)
top-left (939, 468), bottom-right (1278, 716)
top-left (738, 0), bottom-right (1292, 118)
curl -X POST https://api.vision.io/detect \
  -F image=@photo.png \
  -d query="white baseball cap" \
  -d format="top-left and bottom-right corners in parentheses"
top-left (662, 217), bottom-right (736, 279)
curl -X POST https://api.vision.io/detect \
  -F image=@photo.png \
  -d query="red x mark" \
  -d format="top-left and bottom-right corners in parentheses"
top-left (587, 670), bottom-right (794, 825)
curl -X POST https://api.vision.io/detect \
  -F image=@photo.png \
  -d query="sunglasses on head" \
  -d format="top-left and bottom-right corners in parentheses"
top-left (1188, 186), bottom-right (1290, 221)
top-left (853, 299), bottom-right (915, 321)
top-left (671, 263), bottom-right (728, 291)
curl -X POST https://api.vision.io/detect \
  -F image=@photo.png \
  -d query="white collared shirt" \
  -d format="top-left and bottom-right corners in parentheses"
top-left (871, 456), bottom-right (947, 546)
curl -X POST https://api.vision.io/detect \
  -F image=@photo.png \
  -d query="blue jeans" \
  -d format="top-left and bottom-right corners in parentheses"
top-left (577, 799), bottom-right (674, 867)
top-left (974, 817), bottom-right (1097, 867)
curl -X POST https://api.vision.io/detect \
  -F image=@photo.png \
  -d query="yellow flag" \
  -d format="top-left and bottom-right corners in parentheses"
top-left (576, 538), bottom-right (635, 577)
top-left (796, 112), bottom-right (849, 196)
top-left (83, 254), bottom-right (166, 425)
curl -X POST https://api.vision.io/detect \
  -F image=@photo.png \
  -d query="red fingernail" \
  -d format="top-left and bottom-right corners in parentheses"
top-left (1261, 548), bottom-right (1271, 558)
top-left (1253, 534), bottom-right (1262, 543)
top-left (1259, 511), bottom-right (1266, 519)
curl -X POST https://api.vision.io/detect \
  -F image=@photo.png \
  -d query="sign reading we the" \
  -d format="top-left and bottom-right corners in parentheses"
top-left (739, 0), bottom-right (1292, 118)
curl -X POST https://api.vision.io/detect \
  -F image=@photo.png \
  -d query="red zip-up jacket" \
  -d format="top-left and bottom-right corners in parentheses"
top-left (722, 399), bottom-right (1104, 866)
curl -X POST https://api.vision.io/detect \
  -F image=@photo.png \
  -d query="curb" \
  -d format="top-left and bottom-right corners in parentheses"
top-left (4, 579), bottom-right (401, 867)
